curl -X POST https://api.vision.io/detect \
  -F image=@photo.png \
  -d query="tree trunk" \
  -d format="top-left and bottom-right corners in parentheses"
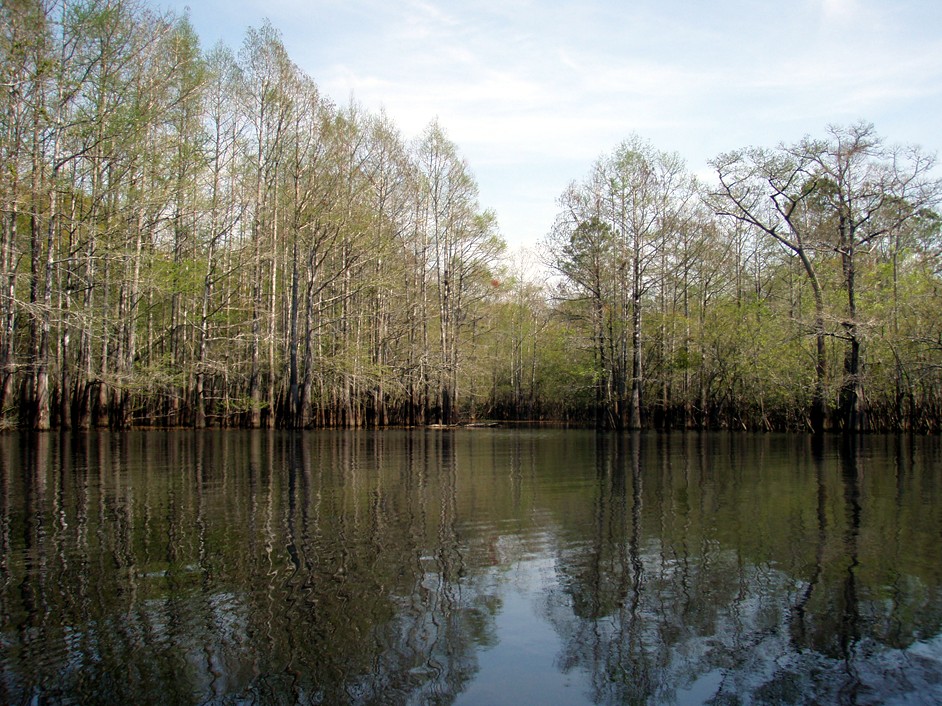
top-left (629, 241), bottom-right (642, 430)
top-left (838, 237), bottom-right (861, 433)
top-left (1, 171), bottom-right (18, 425)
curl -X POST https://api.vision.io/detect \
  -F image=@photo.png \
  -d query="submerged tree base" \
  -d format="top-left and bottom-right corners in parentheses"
top-left (4, 395), bottom-right (935, 433)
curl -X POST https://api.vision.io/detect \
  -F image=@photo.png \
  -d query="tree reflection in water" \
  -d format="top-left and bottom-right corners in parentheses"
top-left (0, 432), bottom-right (495, 704)
top-left (546, 433), bottom-right (942, 705)
top-left (1, 430), bottom-right (941, 704)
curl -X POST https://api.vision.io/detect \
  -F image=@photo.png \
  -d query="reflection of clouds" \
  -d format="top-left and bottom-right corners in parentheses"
top-left (548, 537), bottom-right (942, 704)
top-left (536, 432), bottom-right (942, 704)
top-left (711, 623), bottom-right (942, 704)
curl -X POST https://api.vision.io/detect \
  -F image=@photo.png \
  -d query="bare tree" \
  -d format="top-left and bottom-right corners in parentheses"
top-left (710, 147), bottom-right (829, 433)
top-left (794, 123), bottom-right (942, 431)
top-left (711, 124), bottom-right (942, 432)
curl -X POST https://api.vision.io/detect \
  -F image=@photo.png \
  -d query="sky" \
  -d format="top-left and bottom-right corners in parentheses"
top-left (148, 0), bottom-right (942, 250)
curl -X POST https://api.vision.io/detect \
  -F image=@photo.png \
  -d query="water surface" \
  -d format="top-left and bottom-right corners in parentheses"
top-left (1, 431), bottom-right (941, 704)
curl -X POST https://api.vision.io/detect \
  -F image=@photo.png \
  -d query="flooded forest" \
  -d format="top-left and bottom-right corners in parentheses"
top-left (2, 2), bottom-right (942, 432)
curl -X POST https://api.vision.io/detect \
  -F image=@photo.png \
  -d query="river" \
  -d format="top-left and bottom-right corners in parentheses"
top-left (1, 430), bottom-right (941, 704)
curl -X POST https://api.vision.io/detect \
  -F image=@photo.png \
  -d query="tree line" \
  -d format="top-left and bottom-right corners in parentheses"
top-left (2, 1), bottom-right (505, 430)
top-left (546, 128), bottom-right (942, 432)
top-left (548, 129), bottom-right (942, 433)
top-left (2, 1), bottom-right (941, 431)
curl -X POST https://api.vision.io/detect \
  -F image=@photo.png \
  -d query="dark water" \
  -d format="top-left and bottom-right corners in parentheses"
top-left (2, 431), bottom-right (941, 705)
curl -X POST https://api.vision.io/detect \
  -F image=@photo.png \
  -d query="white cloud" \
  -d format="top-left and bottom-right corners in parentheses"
top-left (821, 0), bottom-right (858, 22)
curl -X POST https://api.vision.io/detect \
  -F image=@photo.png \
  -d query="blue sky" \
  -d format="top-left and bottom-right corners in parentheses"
top-left (152, 0), bottom-right (942, 250)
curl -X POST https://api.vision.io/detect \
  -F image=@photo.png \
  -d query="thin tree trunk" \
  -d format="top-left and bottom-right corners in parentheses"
top-left (0, 170), bottom-right (18, 424)
top-left (629, 240), bottom-right (642, 430)
top-left (288, 236), bottom-right (300, 428)
top-left (28, 109), bottom-right (45, 428)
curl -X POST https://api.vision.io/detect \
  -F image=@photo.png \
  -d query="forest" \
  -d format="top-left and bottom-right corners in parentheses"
top-left (2, 1), bottom-right (941, 432)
